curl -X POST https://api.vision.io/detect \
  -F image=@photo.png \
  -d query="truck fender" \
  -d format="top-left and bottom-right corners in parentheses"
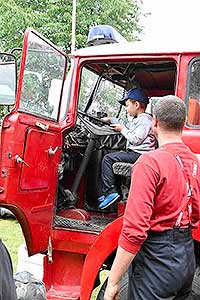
top-left (80, 216), bottom-right (123, 300)
top-left (193, 225), bottom-right (200, 242)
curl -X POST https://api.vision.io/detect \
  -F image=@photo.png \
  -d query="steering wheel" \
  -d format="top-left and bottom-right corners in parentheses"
top-left (77, 110), bottom-right (109, 126)
top-left (77, 110), bottom-right (118, 136)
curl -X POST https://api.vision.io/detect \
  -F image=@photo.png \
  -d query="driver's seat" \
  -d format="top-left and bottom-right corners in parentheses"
top-left (112, 162), bottom-right (133, 201)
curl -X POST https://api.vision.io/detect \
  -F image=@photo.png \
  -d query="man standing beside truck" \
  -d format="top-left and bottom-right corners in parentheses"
top-left (104, 95), bottom-right (200, 300)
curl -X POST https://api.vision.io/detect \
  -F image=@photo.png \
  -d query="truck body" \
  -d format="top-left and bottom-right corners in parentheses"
top-left (0, 27), bottom-right (200, 299)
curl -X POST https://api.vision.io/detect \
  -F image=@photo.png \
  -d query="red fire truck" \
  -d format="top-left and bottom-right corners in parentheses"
top-left (0, 26), bottom-right (200, 299)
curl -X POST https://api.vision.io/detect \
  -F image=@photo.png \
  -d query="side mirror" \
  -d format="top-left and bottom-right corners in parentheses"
top-left (0, 53), bottom-right (16, 105)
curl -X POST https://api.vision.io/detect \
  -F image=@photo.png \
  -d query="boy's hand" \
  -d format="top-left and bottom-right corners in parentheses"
top-left (101, 117), bottom-right (112, 123)
top-left (110, 124), bottom-right (124, 132)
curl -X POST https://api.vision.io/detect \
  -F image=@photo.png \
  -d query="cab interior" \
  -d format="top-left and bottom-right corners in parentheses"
top-left (55, 58), bottom-right (177, 228)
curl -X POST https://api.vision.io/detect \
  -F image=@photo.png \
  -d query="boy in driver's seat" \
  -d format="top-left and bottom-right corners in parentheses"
top-left (98, 87), bottom-right (156, 209)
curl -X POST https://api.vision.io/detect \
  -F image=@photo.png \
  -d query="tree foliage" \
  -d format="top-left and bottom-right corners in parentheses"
top-left (0, 0), bottom-right (144, 121)
top-left (0, 0), bottom-right (143, 52)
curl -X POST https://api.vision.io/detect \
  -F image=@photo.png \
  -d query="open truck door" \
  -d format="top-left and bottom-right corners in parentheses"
top-left (0, 29), bottom-right (68, 255)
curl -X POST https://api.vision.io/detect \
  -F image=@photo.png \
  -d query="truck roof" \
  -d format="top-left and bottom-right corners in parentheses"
top-left (74, 41), bottom-right (200, 57)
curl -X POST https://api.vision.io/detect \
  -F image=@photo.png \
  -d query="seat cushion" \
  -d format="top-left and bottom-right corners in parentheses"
top-left (112, 162), bottom-right (133, 177)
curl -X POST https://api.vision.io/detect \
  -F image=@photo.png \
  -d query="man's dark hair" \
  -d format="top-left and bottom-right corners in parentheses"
top-left (153, 95), bottom-right (186, 132)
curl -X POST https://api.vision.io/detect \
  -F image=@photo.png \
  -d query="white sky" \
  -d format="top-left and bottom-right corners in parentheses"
top-left (139, 0), bottom-right (200, 45)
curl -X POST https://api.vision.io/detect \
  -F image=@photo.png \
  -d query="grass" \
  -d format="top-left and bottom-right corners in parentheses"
top-left (0, 217), bottom-right (24, 273)
top-left (0, 216), bottom-right (108, 299)
top-left (91, 270), bottom-right (109, 299)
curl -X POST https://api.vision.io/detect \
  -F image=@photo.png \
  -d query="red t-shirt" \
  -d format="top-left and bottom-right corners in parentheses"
top-left (119, 142), bottom-right (200, 254)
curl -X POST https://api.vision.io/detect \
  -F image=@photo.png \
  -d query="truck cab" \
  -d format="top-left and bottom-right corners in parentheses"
top-left (0, 27), bottom-right (200, 299)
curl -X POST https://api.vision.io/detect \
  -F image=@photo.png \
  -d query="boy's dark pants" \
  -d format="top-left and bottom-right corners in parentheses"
top-left (128, 227), bottom-right (195, 300)
top-left (101, 150), bottom-right (141, 194)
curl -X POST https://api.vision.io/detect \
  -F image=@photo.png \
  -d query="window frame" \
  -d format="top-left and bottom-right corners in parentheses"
top-left (185, 56), bottom-right (200, 128)
top-left (17, 30), bottom-right (68, 123)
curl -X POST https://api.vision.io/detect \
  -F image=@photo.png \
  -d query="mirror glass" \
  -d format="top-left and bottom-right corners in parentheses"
top-left (0, 54), bottom-right (16, 105)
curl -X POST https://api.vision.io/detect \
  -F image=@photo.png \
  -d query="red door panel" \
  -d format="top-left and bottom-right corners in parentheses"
top-left (20, 128), bottom-right (60, 190)
top-left (0, 29), bottom-right (68, 255)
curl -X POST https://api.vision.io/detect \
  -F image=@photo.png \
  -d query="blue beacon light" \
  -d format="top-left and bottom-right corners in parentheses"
top-left (87, 25), bottom-right (128, 46)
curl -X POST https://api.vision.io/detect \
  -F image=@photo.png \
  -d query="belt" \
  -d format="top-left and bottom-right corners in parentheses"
top-left (148, 227), bottom-right (192, 241)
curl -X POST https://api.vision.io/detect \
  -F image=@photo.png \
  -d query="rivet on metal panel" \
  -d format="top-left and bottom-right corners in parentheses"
top-left (1, 170), bottom-right (7, 178)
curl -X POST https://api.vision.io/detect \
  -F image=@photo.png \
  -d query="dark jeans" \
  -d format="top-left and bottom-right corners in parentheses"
top-left (128, 227), bottom-right (196, 300)
top-left (101, 150), bottom-right (141, 195)
top-left (0, 240), bottom-right (17, 300)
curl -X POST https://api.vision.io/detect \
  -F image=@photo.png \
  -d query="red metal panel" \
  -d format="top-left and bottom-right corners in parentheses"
top-left (43, 230), bottom-right (98, 299)
top-left (0, 112), bottom-right (62, 255)
top-left (42, 219), bottom-right (122, 299)
top-left (51, 229), bottom-right (98, 254)
top-left (20, 128), bottom-right (60, 190)
top-left (182, 130), bottom-right (200, 154)
top-left (44, 252), bottom-right (83, 300)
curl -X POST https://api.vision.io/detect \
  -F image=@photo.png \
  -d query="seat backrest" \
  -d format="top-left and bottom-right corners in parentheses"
top-left (187, 98), bottom-right (200, 125)
top-left (146, 97), bottom-right (163, 115)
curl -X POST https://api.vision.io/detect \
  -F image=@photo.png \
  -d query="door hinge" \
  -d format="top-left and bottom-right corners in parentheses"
top-left (35, 121), bottom-right (49, 131)
top-left (47, 237), bottom-right (53, 264)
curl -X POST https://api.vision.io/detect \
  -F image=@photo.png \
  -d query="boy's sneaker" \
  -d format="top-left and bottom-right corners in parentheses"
top-left (98, 193), bottom-right (120, 209)
top-left (98, 195), bottom-right (105, 202)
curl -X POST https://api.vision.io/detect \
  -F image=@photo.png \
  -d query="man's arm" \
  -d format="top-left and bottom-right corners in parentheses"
top-left (104, 246), bottom-right (135, 300)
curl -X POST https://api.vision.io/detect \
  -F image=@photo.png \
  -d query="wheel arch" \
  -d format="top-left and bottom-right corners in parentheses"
top-left (80, 216), bottom-right (123, 300)
top-left (0, 203), bottom-right (32, 253)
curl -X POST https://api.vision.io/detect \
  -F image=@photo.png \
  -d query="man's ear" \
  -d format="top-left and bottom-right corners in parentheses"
top-left (152, 115), bottom-right (158, 128)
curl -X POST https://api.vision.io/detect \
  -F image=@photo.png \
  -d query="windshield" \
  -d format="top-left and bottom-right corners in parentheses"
top-left (78, 66), bottom-right (127, 121)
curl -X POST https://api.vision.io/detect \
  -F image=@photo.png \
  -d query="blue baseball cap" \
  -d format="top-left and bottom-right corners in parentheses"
top-left (118, 87), bottom-right (149, 106)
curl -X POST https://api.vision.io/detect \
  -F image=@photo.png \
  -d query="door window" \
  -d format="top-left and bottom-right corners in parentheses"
top-left (187, 58), bottom-right (200, 126)
top-left (19, 32), bottom-right (66, 121)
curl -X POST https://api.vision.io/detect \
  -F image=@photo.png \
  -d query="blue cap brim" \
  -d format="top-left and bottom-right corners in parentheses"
top-left (118, 95), bottom-right (128, 106)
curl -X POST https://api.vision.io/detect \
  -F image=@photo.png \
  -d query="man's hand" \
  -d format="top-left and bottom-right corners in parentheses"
top-left (104, 281), bottom-right (119, 300)
top-left (103, 246), bottom-right (135, 300)
top-left (110, 124), bottom-right (124, 132)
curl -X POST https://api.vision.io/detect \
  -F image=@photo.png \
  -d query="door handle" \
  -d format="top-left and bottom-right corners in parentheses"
top-left (47, 146), bottom-right (61, 156)
top-left (15, 155), bottom-right (30, 167)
